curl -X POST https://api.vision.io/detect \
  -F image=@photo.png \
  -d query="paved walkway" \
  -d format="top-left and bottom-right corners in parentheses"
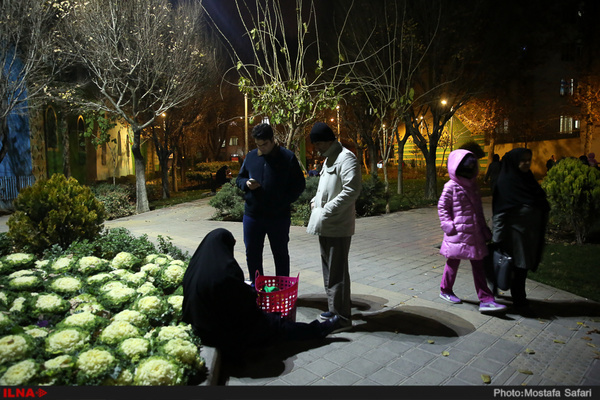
top-left (2, 197), bottom-right (599, 388)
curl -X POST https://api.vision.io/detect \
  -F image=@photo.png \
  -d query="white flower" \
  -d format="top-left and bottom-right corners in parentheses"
top-left (51, 256), bottom-right (74, 273)
top-left (162, 339), bottom-right (198, 365)
top-left (46, 328), bottom-right (88, 354)
top-left (140, 263), bottom-right (161, 276)
top-left (156, 325), bottom-right (191, 342)
top-left (24, 326), bottom-right (49, 339)
top-left (111, 252), bottom-right (139, 270)
top-left (100, 321), bottom-right (141, 345)
top-left (76, 348), bottom-right (116, 377)
top-left (44, 354), bottom-right (73, 370)
top-left (0, 335), bottom-right (30, 364)
top-left (35, 293), bottom-right (68, 313)
top-left (50, 277), bottom-right (82, 294)
top-left (167, 296), bottom-right (183, 313)
top-left (77, 256), bottom-right (108, 275)
top-left (118, 338), bottom-right (150, 359)
top-left (0, 359), bottom-right (37, 386)
top-left (9, 275), bottom-right (41, 290)
top-left (7, 269), bottom-right (35, 279)
top-left (133, 356), bottom-right (183, 386)
top-left (10, 297), bottom-right (27, 313)
top-left (112, 310), bottom-right (147, 327)
top-left (61, 312), bottom-right (96, 328)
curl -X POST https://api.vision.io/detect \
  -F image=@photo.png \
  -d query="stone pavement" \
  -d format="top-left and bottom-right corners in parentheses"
top-left (2, 197), bottom-right (599, 389)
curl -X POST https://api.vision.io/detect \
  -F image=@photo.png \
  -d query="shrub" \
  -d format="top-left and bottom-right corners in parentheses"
top-left (91, 183), bottom-right (135, 220)
top-left (541, 158), bottom-right (600, 244)
top-left (7, 174), bottom-right (106, 255)
top-left (208, 181), bottom-right (245, 221)
top-left (291, 177), bottom-right (319, 226)
top-left (356, 176), bottom-right (387, 217)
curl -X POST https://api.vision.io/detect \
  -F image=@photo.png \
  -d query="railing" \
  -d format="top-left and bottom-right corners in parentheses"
top-left (0, 175), bottom-right (36, 209)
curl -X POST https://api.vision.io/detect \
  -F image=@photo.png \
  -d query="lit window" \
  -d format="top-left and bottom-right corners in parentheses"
top-left (560, 116), bottom-right (580, 133)
top-left (560, 78), bottom-right (575, 96)
top-left (229, 136), bottom-right (239, 146)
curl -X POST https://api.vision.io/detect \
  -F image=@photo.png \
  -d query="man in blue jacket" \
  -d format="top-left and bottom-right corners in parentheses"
top-left (236, 123), bottom-right (306, 284)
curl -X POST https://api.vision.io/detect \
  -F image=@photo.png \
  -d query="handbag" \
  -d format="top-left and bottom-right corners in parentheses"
top-left (492, 248), bottom-right (514, 291)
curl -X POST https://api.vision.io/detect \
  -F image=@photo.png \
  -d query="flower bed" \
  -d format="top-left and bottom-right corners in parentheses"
top-left (0, 252), bottom-right (204, 386)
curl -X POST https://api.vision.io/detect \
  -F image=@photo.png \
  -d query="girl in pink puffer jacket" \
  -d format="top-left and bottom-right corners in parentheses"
top-left (438, 149), bottom-right (506, 314)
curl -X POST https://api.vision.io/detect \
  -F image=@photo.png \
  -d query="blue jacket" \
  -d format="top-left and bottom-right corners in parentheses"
top-left (236, 145), bottom-right (305, 219)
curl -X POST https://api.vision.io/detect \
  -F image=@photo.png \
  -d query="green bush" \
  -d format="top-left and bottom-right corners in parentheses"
top-left (356, 176), bottom-right (387, 217)
top-left (91, 183), bottom-right (136, 220)
top-left (7, 174), bottom-right (106, 255)
top-left (291, 177), bottom-right (319, 226)
top-left (541, 158), bottom-right (600, 244)
top-left (208, 181), bottom-right (245, 221)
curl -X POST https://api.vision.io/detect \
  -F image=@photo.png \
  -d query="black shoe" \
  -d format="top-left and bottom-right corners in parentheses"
top-left (330, 315), bottom-right (352, 333)
top-left (319, 311), bottom-right (335, 321)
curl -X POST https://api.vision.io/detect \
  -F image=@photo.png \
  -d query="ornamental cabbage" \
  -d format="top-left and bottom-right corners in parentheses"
top-left (135, 282), bottom-right (160, 296)
top-left (7, 269), bottom-right (35, 279)
top-left (99, 280), bottom-right (128, 293)
top-left (0, 359), bottom-right (38, 386)
top-left (167, 295), bottom-right (183, 316)
top-left (153, 324), bottom-right (193, 343)
top-left (99, 321), bottom-right (141, 345)
top-left (73, 301), bottom-right (106, 315)
top-left (140, 263), bottom-right (161, 277)
top-left (133, 356), bottom-right (184, 386)
top-left (117, 338), bottom-right (150, 362)
top-left (75, 347), bottom-right (117, 383)
top-left (50, 256), bottom-right (75, 273)
top-left (8, 275), bottom-right (42, 291)
top-left (133, 295), bottom-right (168, 320)
top-left (121, 271), bottom-right (149, 288)
top-left (59, 311), bottom-right (107, 332)
top-left (144, 254), bottom-right (173, 266)
top-left (0, 313), bottom-right (16, 335)
top-left (0, 334), bottom-right (33, 365)
top-left (23, 325), bottom-right (49, 339)
top-left (31, 293), bottom-right (70, 316)
top-left (45, 327), bottom-right (89, 355)
top-left (40, 354), bottom-right (74, 385)
top-left (9, 296), bottom-right (27, 313)
top-left (111, 252), bottom-right (140, 270)
top-left (77, 256), bottom-right (110, 275)
top-left (155, 264), bottom-right (186, 291)
top-left (103, 368), bottom-right (134, 386)
top-left (112, 310), bottom-right (148, 328)
top-left (2, 253), bottom-right (35, 271)
top-left (49, 276), bottom-right (83, 296)
top-left (99, 286), bottom-right (137, 310)
top-left (160, 338), bottom-right (199, 366)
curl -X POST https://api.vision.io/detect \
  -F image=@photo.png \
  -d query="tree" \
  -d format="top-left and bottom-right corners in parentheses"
top-left (0, 0), bottom-right (65, 165)
top-left (206, 0), bottom-right (348, 150)
top-left (56, 0), bottom-right (212, 213)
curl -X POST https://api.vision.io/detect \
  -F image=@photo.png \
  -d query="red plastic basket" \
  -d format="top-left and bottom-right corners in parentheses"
top-left (255, 272), bottom-right (299, 322)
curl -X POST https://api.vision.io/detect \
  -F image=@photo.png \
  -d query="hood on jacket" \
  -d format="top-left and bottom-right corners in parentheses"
top-left (447, 149), bottom-right (477, 188)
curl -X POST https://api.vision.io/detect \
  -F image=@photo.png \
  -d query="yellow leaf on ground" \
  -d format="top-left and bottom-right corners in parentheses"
top-left (553, 339), bottom-right (565, 344)
top-left (581, 336), bottom-right (593, 341)
top-left (427, 340), bottom-right (435, 344)
top-left (525, 348), bottom-right (535, 354)
top-left (481, 375), bottom-right (491, 384)
top-left (515, 334), bottom-right (523, 338)
top-left (586, 343), bottom-right (597, 348)
top-left (442, 351), bottom-right (450, 357)
top-left (519, 369), bottom-right (534, 375)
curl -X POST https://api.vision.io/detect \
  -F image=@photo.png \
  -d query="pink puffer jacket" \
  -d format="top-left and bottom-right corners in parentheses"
top-left (438, 149), bottom-right (492, 260)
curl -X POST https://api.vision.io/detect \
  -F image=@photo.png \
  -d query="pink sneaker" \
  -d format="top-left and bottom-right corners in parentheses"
top-left (439, 292), bottom-right (462, 304)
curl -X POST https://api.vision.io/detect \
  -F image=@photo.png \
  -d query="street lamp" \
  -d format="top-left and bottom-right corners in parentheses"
top-left (441, 99), bottom-right (453, 151)
top-left (336, 105), bottom-right (340, 137)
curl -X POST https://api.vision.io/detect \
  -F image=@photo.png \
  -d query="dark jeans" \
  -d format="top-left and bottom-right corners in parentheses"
top-left (243, 214), bottom-right (291, 283)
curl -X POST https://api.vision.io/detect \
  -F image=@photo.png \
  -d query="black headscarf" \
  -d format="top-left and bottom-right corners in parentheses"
top-left (492, 148), bottom-right (548, 214)
top-left (182, 228), bottom-right (264, 346)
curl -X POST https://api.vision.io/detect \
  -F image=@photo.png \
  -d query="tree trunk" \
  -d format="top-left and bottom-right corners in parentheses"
top-left (368, 145), bottom-right (378, 179)
top-left (160, 156), bottom-right (170, 199)
top-left (396, 140), bottom-right (406, 195)
top-left (0, 117), bottom-right (9, 165)
top-left (382, 160), bottom-right (390, 213)
top-left (132, 128), bottom-right (150, 214)
top-left (61, 119), bottom-right (70, 178)
top-left (425, 150), bottom-right (438, 200)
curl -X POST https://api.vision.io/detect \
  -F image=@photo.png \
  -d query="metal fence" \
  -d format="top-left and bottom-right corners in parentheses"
top-left (0, 175), bottom-right (36, 209)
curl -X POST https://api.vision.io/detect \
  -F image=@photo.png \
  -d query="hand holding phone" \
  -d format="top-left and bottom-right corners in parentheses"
top-left (247, 178), bottom-right (261, 190)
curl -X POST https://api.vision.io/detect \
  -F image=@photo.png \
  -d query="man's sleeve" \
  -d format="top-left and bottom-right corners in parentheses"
top-left (322, 154), bottom-right (361, 216)
top-left (285, 155), bottom-right (306, 204)
top-left (236, 158), bottom-right (250, 192)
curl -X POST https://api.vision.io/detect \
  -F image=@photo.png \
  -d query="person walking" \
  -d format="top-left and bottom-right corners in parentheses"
top-left (236, 123), bottom-right (305, 285)
top-left (438, 149), bottom-right (507, 314)
top-left (484, 154), bottom-right (501, 191)
top-left (492, 148), bottom-right (549, 314)
top-left (306, 122), bottom-right (362, 332)
top-left (182, 228), bottom-right (337, 359)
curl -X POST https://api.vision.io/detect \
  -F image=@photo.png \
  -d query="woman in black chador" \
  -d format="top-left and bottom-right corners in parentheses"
top-left (182, 228), bottom-right (336, 356)
top-left (492, 148), bottom-right (549, 313)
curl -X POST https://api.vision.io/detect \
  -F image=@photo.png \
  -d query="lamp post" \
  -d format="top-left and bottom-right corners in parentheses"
top-left (244, 94), bottom-right (248, 156)
top-left (336, 105), bottom-right (340, 137)
top-left (441, 99), bottom-right (453, 151)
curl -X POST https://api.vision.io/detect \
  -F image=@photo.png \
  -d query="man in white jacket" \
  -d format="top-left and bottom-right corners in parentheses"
top-left (307, 122), bottom-right (362, 332)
